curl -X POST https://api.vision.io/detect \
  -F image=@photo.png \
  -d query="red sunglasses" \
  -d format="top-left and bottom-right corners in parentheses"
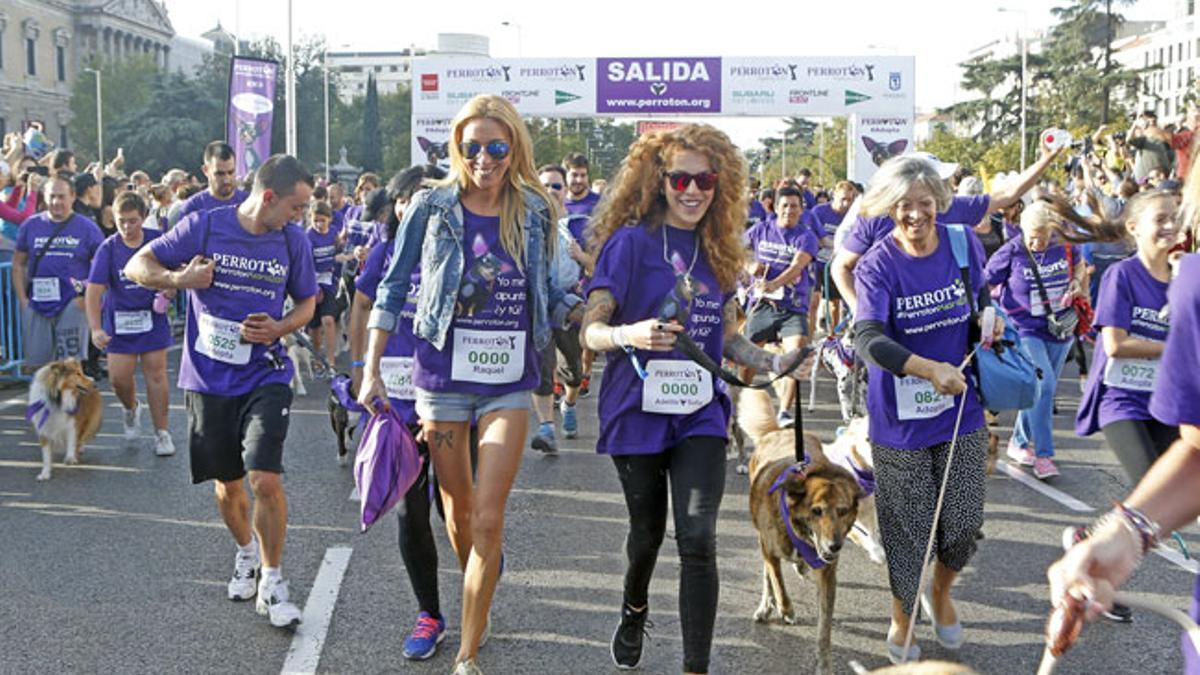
top-left (664, 170), bottom-right (718, 192)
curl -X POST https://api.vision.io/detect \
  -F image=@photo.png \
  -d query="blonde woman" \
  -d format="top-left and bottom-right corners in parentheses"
top-left (359, 95), bottom-right (574, 675)
top-left (582, 124), bottom-right (806, 674)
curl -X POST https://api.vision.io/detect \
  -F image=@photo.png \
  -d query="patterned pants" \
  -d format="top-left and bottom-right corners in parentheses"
top-left (872, 427), bottom-right (989, 616)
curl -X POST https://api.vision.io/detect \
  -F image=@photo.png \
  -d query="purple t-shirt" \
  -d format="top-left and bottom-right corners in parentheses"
top-left (412, 206), bottom-right (539, 396)
top-left (1004, 219), bottom-right (1022, 241)
top-left (588, 223), bottom-right (733, 456)
top-left (16, 212), bottom-right (104, 316)
top-left (748, 200), bottom-right (768, 225)
top-left (148, 207), bottom-right (317, 396)
top-left (855, 225), bottom-right (987, 449)
top-left (1076, 257), bottom-right (1169, 435)
top-left (844, 195), bottom-right (991, 256)
top-left (178, 189), bottom-right (249, 220)
top-left (806, 203), bottom-right (847, 280)
top-left (357, 243), bottom-right (421, 426)
top-left (307, 226), bottom-right (339, 291)
top-left (744, 219), bottom-right (819, 313)
top-left (343, 216), bottom-right (375, 250)
top-left (985, 237), bottom-right (1073, 342)
top-left (564, 214), bottom-right (590, 250)
top-left (564, 191), bottom-right (601, 218)
top-left (87, 232), bottom-right (172, 354)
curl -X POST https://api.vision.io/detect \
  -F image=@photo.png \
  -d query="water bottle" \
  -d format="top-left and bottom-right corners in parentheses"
top-left (153, 291), bottom-right (170, 314)
top-left (1041, 128), bottom-right (1073, 152)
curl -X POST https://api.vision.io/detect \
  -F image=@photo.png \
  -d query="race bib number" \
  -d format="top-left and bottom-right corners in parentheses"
top-left (380, 356), bottom-right (416, 400)
top-left (316, 271), bottom-right (333, 287)
top-left (195, 313), bottom-right (252, 365)
top-left (114, 310), bottom-right (152, 335)
top-left (1103, 357), bottom-right (1159, 393)
top-left (1031, 284), bottom-right (1067, 317)
top-left (32, 277), bottom-right (61, 303)
top-left (450, 329), bottom-right (525, 384)
top-left (641, 360), bottom-right (713, 415)
top-left (895, 375), bottom-right (954, 421)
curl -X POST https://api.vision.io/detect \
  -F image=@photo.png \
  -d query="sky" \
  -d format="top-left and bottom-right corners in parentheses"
top-left (162, 0), bottom-right (1176, 149)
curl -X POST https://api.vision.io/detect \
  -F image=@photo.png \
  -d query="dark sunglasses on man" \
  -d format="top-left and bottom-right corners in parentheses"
top-left (664, 170), bottom-right (718, 192)
top-left (460, 140), bottom-right (511, 161)
top-left (542, 182), bottom-right (564, 191)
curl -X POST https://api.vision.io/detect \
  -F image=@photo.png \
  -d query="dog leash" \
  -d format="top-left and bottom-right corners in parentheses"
top-left (900, 350), bottom-right (978, 662)
top-left (1037, 591), bottom-right (1200, 675)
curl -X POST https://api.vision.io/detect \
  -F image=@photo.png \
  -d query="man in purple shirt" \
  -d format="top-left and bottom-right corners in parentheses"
top-left (563, 152), bottom-right (601, 217)
top-left (174, 141), bottom-right (250, 224)
top-left (125, 155), bottom-right (317, 630)
top-left (831, 147), bottom-right (1063, 313)
top-left (12, 176), bottom-right (104, 371)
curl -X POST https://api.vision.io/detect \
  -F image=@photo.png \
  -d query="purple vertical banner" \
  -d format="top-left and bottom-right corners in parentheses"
top-left (596, 57), bottom-right (722, 114)
top-left (226, 56), bottom-right (279, 179)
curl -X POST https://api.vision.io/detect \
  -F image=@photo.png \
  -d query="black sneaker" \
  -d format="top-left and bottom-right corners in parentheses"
top-left (1103, 603), bottom-right (1134, 623)
top-left (611, 604), bottom-right (651, 670)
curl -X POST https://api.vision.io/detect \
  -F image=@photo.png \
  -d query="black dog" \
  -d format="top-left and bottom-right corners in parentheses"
top-left (329, 374), bottom-right (360, 467)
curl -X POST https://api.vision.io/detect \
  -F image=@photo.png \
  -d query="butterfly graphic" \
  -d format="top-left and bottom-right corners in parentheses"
top-left (457, 233), bottom-right (513, 317)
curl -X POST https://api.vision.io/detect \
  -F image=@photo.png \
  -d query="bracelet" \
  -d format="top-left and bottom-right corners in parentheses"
top-left (1114, 501), bottom-right (1163, 555)
top-left (612, 325), bottom-right (628, 350)
top-left (351, 360), bottom-right (365, 368)
top-left (1090, 511), bottom-right (1146, 570)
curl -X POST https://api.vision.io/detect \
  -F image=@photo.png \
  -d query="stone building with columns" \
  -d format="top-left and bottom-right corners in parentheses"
top-left (0, 0), bottom-right (177, 152)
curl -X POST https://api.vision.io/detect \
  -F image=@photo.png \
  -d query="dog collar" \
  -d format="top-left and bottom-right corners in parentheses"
top-left (25, 400), bottom-right (49, 431)
top-left (768, 463), bottom-right (828, 570)
top-left (846, 457), bottom-right (876, 497)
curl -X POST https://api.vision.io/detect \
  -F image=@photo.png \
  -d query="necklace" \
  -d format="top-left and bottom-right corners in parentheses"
top-left (662, 224), bottom-right (700, 283)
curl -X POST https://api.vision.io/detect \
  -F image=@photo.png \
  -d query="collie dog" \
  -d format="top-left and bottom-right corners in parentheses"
top-left (27, 359), bottom-right (103, 480)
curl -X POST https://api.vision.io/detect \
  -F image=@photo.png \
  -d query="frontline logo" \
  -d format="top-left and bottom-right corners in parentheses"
top-left (555, 90), bottom-right (582, 105)
top-left (501, 89), bottom-right (539, 105)
top-left (788, 88), bottom-right (830, 104)
top-left (845, 90), bottom-right (872, 106)
top-left (446, 65), bottom-right (512, 82)
top-left (730, 63), bottom-right (799, 81)
top-left (421, 74), bottom-right (438, 92)
top-left (519, 64), bottom-right (587, 81)
top-left (807, 64), bottom-right (875, 81)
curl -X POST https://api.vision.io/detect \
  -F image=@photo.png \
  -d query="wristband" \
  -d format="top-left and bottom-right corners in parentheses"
top-left (351, 360), bottom-right (365, 368)
top-left (612, 325), bottom-right (628, 350)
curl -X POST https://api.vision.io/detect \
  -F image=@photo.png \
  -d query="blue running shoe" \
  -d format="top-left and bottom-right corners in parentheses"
top-left (403, 611), bottom-right (446, 661)
top-left (561, 402), bottom-right (578, 439)
top-left (531, 422), bottom-right (558, 454)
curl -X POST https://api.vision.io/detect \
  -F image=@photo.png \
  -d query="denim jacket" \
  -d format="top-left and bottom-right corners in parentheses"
top-left (368, 184), bottom-right (580, 351)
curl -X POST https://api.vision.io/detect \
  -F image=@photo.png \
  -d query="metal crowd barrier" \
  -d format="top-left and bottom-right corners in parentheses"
top-left (0, 261), bottom-right (27, 381)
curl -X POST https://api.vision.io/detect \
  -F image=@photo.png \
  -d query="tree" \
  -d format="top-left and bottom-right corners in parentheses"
top-left (754, 118), bottom-right (848, 188)
top-left (359, 74), bottom-right (383, 173)
top-left (106, 70), bottom-right (223, 178)
top-left (69, 54), bottom-right (160, 165)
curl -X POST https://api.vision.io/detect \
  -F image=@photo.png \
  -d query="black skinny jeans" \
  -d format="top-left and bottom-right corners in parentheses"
top-left (1101, 418), bottom-right (1179, 485)
top-left (612, 436), bottom-right (726, 674)
top-left (396, 430), bottom-right (440, 618)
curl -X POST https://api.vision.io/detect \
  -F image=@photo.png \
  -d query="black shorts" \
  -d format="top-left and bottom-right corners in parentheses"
top-left (744, 302), bottom-right (808, 344)
top-left (309, 287), bottom-right (343, 327)
top-left (185, 384), bottom-right (293, 483)
top-left (814, 262), bottom-right (842, 302)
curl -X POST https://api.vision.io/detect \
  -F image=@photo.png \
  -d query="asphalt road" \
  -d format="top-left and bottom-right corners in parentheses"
top-left (0, 346), bottom-right (1196, 675)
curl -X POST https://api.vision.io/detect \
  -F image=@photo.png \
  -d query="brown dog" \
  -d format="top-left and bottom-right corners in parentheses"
top-left (28, 359), bottom-right (103, 481)
top-left (741, 388), bottom-right (863, 675)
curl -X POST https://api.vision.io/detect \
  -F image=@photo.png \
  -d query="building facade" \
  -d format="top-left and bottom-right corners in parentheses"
top-left (0, 0), bottom-right (178, 151)
top-left (1113, 4), bottom-right (1199, 123)
top-left (326, 48), bottom-right (426, 104)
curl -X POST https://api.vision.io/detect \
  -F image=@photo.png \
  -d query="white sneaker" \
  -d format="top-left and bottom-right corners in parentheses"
top-left (453, 659), bottom-right (484, 675)
top-left (154, 430), bottom-right (176, 457)
top-left (257, 576), bottom-right (303, 628)
top-left (123, 401), bottom-right (144, 441)
top-left (227, 547), bottom-right (260, 601)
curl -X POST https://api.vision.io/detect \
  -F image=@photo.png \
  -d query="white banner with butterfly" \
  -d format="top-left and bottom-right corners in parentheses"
top-left (848, 113), bottom-right (916, 185)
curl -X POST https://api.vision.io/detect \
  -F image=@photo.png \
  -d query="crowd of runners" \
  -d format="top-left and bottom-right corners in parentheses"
top-left (5, 97), bottom-right (1200, 674)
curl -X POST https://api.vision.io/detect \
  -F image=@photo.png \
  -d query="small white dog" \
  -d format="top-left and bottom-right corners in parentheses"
top-left (824, 417), bottom-right (886, 564)
top-left (28, 359), bottom-right (103, 481)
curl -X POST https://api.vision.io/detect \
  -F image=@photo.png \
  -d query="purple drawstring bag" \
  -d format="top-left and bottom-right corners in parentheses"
top-left (354, 404), bottom-right (422, 532)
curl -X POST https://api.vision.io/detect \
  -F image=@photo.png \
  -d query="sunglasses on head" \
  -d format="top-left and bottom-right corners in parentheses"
top-left (542, 182), bottom-right (564, 191)
top-left (664, 170), bottom-right (718, 192)
top-left (460, 140), bottom-right (511, 161)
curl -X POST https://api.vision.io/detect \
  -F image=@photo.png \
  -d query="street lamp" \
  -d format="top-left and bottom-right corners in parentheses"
top-left (324, 47), bottom-right (330, 181)
top-left (83, 67), bottom-right (102, 164)
top-left (285, 0), bottom-right (297, 156)
top-left (501, 21), bottom-right (523, 57)
top-left (999, 7), bottom-right (1029, 170)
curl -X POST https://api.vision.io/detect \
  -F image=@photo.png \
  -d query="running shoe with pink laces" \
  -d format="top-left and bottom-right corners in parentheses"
top-left (1033, 456), bottom-right (1060, 479)
top-left (403, 611), bottom-right (446, 660)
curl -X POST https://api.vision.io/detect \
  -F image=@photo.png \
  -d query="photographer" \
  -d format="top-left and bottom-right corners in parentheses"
top-left (1128, 111), bottom-right (1174, 183)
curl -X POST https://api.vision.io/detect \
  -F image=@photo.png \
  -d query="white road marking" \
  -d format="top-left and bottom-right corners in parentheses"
top-left (1154, 546), bottom-right (1200, 574)
top-left (997, 461), bottom-right (1094, 512)
top-left (280, 546), bottom-right (353, 675)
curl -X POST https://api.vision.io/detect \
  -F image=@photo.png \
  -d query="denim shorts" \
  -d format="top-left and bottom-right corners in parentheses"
top-left (415, 387), bottom-right (531, 423)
